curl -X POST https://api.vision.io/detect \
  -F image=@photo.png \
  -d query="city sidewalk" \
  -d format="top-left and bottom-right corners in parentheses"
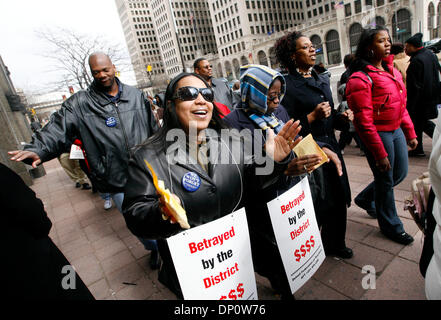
top-left (30, 136), bottom-right (433, 300)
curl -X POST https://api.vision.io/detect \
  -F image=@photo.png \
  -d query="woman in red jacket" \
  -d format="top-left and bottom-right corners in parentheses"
top-left (346, 26), bottom-right (418, 245)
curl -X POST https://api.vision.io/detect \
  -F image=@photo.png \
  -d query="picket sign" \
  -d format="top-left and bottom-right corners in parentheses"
top-left (167, 208), bottom-right (257, 300)
top-left (69, 144), bottom-right (84, 159)
top-left (267, 176), bottom-right (325, 294)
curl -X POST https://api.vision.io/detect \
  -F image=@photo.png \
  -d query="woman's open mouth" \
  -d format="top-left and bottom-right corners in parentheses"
top-left (192, 109), bottom-right (209, 119)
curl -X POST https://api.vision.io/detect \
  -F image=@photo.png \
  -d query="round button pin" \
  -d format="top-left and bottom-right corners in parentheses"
top-left (181, 172), bottom-right (201, 192)
top-left (106, 117), bottom-right (117, 127)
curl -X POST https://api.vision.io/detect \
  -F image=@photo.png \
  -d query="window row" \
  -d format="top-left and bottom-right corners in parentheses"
top-left (213, 3), bottom-right (239, 23)
top-left (307, 4), bottom-right (330, 18)
top-left (219, 29), bottom-right (244, 45)
top-left (249, 11), bottom-right (301, 22)
top-left (245, 0), bottom-right (302, 10)
top-left (128, 1), bottom-right (148, 9)
top-left (221, 41), bottom-right (246, 57)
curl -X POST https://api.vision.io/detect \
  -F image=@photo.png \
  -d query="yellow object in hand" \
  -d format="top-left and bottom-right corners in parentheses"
top-left (144, 159), bottom-right (190, 229)
top-left (292, 134), bottom-right (329, 171)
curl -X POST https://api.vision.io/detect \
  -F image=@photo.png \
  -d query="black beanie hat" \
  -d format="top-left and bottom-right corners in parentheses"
top-left (405, 33), bottom-right (423, 47)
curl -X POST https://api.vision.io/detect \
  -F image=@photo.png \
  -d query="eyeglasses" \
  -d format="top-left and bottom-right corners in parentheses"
top-left (172, 86), bottom-right (214, 102)
top-left (268, 93), bottom-right (282, 102)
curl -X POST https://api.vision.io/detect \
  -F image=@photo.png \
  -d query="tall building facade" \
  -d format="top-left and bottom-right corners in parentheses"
top-left (116, 0), bottom-right (441, 89)
top-left (116, 0), bottom-right (218, 90)
top-left (248, 0), bottom-right (441, 74)
top-left (206, 0), bottom-right (305, 80)
top-left (115, 0), bottom-right (164, 89)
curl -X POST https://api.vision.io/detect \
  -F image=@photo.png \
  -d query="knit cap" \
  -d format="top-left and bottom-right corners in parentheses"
top-left (405, 33), bottom-right (423, 48)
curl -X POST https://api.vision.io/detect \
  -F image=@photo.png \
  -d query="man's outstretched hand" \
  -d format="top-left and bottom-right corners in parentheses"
top-left (8, 150), bottom-right (41, 168)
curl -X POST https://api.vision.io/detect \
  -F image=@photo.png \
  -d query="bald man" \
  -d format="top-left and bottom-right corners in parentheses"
top-left (9, 52), bottom-right (161, 269)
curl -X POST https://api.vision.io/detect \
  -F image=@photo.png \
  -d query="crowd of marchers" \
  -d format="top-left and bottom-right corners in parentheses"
top-left (4, 26), bottom-right (441, 300)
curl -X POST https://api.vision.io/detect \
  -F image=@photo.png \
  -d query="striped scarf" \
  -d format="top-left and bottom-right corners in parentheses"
top-left (247, 112), bottom-right (284, 134)
top-left (240, 64), bottom-right (286, 134)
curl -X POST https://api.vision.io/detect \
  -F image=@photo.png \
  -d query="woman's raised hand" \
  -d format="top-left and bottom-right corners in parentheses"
top-left (264, 119), bottom-right (301, 162)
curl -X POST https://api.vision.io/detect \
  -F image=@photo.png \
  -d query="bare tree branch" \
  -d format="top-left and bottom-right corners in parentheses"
top-left (35, 27), bottom-right (131, 92)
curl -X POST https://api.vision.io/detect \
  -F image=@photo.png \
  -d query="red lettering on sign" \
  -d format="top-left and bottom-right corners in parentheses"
top-left (203, 262), bottom-right (239, 288)
top-left (188, 226), bottom-right (235, 254)
top-left (280, 191), bottom-right (305, 214)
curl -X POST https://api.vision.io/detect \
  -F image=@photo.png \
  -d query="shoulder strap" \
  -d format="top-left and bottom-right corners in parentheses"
top-left (359, 70), bottom-right (373, 86)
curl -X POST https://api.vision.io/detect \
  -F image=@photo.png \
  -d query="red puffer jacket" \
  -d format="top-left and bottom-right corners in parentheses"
top-left (346, 55), bottom-right (416, 161)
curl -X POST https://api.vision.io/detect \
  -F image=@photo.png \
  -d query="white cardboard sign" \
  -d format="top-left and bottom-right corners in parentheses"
top-left (267, 176), bottom-right (325, 294)
top-left (167, 208), bottom-right (257, 300)
top-left (69, 144), bottom-right (84, 159)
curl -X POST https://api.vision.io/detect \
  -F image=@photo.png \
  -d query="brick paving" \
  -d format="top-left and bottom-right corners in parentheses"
top-left (30, 134), bottom-right (433, 300)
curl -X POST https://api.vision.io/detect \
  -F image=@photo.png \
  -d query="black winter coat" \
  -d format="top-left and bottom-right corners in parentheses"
top-left (223, 106), bottom-right (299, 290)
top-left (24, 79), bottom-right (158, 193)
top-left (282, 70), bottom-right (351, 207)
top-left (224, 106), bottom-right (299, 238)
top-left (406, 47), bottom-right (441, 120)
top-left (122, 130), bottom-right (289, 297)
top-left (2, 163), bottom-right (94, 300)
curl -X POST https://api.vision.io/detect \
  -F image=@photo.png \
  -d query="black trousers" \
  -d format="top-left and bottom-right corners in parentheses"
top-left (309, 164), bottom-right (348, 251)
top-left (249, 232), bottom-right (294, 300)
top-left (412, 117), bottom-right (436, 153)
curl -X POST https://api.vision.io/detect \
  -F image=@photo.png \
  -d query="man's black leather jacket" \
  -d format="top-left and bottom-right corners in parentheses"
top-left (24, 80), bottom-right (158, 193)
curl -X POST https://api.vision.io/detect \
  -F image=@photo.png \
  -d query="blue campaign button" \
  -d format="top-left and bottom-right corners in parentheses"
top-left (181, 172), bottom-right (201, 192)
top-left (106, 117), bottom-right (117, 127)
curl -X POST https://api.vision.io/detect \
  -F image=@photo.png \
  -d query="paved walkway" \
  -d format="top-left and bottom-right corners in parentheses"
top-left (30, 135), bottom-right (433, 300)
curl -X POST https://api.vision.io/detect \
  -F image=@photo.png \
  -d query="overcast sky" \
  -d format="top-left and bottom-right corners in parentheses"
top-left (0, 0), bottom-right (136, 95)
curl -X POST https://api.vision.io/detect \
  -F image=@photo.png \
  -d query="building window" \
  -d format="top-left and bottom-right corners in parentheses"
top-left (326, 30), bottom-right (341, 65)
top-left (349, 23), bottom-right (363, 53)
top-left (392, 8), bottom-right (412, 43)
top-left (354, 0), bottom-right (362, 13)
top-left (345, 3), bottom-right (352, 17)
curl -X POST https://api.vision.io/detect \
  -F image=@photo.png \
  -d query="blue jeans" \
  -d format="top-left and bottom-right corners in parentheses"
top-left (356, 128), bottom-right (408, 234)
top-left (100, 192), bottom-right (158, 251)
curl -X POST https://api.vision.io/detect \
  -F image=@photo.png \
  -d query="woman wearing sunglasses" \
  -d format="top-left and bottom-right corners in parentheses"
top-left (122, 72), bottom-right (300, 298)
top-left (224, 65), bottom-right (322, 300)
top-left (274, 31), bottom-right (354, 259)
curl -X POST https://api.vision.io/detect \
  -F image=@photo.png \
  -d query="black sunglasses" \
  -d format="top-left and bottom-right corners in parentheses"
top-left (172, 86), bottom-right (214, 102)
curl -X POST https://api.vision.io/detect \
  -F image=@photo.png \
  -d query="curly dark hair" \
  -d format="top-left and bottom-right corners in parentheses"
top-left (273, 31), bottom-right (304, 74)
